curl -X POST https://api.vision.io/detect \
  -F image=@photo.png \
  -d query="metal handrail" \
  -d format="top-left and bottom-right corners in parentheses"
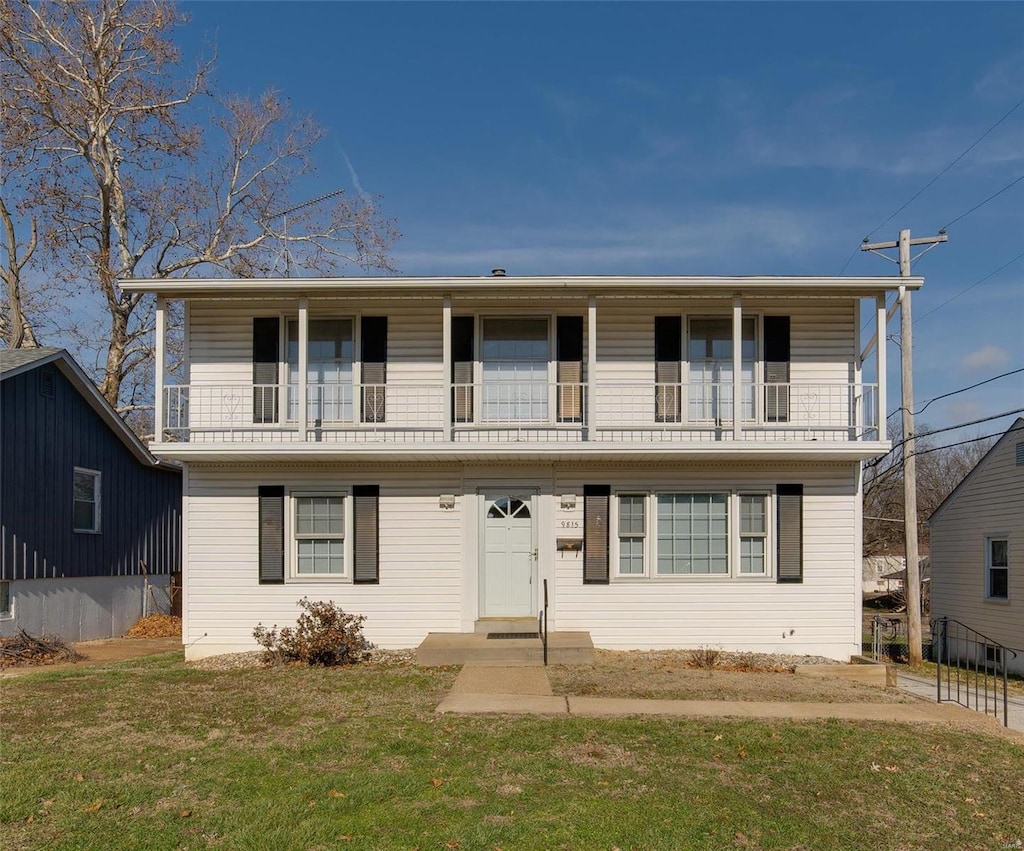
top-left (538, 578), bottom-right (549, 666)
top-left (933, 616), bottom-right (1019, 727)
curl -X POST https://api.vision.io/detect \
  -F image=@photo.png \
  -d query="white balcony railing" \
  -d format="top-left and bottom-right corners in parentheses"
top-left (161, 380), bottom-right (877, 445)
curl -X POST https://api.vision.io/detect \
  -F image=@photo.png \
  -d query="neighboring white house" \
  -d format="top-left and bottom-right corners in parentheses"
top-left (123, 272), bottom-right (914, 661)
top-left (930, 418), bottom-right (1024, 676)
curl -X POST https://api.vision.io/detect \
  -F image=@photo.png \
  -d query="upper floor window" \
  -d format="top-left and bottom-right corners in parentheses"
top-left (688, 317), bottom-right (757, 423)
top-left (480, 318), bottom-right (550, 422)
top-left (986, 536), bottom-right (1009, 600)
top-left (287, 318), bottom-right (354, 423)
top-left (73, 468), bottom-right (101, 533)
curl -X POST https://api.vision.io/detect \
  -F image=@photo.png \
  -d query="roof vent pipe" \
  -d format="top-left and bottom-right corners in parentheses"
top-left (490, 268), bottom-right (506, 277)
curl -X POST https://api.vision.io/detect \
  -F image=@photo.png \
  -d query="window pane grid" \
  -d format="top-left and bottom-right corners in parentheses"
top-left (618, 495), bottom-right (646, 575)
top-left (294, 495), bottom-right (345, 577)
top-left (657, 493), bottom-right (728, 575)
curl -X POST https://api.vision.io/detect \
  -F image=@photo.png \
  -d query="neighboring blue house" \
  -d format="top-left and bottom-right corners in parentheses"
top-left (1, 348), bottom-right (181, 641)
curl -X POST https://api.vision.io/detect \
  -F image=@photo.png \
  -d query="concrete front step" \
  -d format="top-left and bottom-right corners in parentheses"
top-left (473, 617), bottom-right (539, 635)
top-left (416, 631), bottom-right (594, 666)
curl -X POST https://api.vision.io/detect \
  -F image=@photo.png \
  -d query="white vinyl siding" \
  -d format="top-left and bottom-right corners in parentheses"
top-left (930, 423), bottom-right (1024, 675)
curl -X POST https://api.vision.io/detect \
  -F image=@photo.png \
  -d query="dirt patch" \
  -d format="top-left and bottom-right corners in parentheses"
top-left (0, 636), bottom-right (181, 677)
top-left (547, 649), bottom-right (913, 703)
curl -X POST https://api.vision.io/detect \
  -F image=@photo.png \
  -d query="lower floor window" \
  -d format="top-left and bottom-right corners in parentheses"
top-left (616, 491), bottom-right (771, 578)
top-left (294, 495), bottom-right (346, 576)
top-left (986, 537), bottom-right (1009, 600)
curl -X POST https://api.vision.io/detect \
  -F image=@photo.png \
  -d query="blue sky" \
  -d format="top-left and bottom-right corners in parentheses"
top-left (179, 1), bottom-right (1023, 443)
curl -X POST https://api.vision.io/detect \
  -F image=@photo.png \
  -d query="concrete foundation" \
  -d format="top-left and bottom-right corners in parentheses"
top-left (0, 575), bottom-right (171, 642)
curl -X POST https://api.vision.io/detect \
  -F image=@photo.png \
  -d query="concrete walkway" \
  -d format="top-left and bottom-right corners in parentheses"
top-left (437, 663), bottom-right (1024, 742)
top-left (898, 670), bottom-right (1024, 732)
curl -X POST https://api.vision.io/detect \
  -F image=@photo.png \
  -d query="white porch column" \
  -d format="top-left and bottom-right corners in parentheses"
top-left (154, 296), bottom-right (165, 443)
top-left (298, 298), bottom-right (308, 438)
top-left (876, 293), bottom-right (887, 439)
top-left (732, 294), bottom-right (742, 440)
top-left (587, 295), bottom-right (597, 435)
top-left (442, 295), bottom-right (452, 440)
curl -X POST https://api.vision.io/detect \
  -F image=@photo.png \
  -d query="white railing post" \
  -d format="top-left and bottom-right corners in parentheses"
top-left (298, 298), bottom-right (308, 439)
top-left (155, 296), bottom-right (166, 442)
top-left (876, 293), bottom-right (887, 440)
top-left (442, 296), bottom-right (452, 441)
top-left (732, 295), bottom-right (742, 440)
top-left (588, 295), bottom-right (597, 436)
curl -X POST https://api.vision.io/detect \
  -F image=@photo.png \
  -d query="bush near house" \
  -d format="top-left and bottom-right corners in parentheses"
top-left (253, 598), bottom-right (371, 666)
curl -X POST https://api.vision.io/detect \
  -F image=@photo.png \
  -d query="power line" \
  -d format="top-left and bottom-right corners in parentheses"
top-left (887, 367), bottom-right (1024, 418)
top-left (868, 407), bottom-right (1024, 467)
top-left (837, 92), bottom-right (1024, 274)
top-left (906, 423), bottom-right (1022, 460)
top-left (865, 93), bottom-right (1024, 240)
top-left (942, 172), bottom-right (1024, 230)
top-left (914, 247), bottom-right (1024, 325)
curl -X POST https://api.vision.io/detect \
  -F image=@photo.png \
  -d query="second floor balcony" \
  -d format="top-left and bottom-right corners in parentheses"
top-left (160, 378), bottom-right (879, 448)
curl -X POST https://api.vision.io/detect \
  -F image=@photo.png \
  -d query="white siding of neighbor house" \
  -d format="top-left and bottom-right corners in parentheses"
top-left (183, 460), bottom-right (861, 661)
top-left (930, 426), bottom-right (1024, 674)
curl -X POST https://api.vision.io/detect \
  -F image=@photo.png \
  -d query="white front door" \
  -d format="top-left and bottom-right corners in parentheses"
top-left (481, 493), bottom-right (536, 617)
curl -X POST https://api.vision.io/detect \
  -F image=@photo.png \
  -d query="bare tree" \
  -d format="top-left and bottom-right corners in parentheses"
top-left (863, 421), bottom-right (994, 557)
top-left (1, 0), bottom-right (397, 409)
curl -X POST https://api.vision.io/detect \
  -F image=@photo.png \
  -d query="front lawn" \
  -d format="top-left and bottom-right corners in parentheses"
top-left (2, 653), bottom-right (1023, 850)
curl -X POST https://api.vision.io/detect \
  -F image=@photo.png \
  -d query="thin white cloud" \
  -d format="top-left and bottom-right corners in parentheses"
top-left (974, 50), bottom-right (1024, 100)
top-left (961, 345), bottom-right (1010, 372)
top-left (337, 144), bottom-right (373, 205)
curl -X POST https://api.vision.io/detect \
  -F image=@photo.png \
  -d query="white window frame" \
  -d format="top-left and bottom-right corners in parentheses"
top-left (684, 313), bottom-right (762, 426)
top-left (0, 580), bottom-right (11, 619)
top-left (284, 315), bottom-right (357, 425)
top-left (475, 313), bottom-right (555, 425)
top-left (985, 535), bottom-right (1009, 602)
top-left (612, 489), bottom-right (775, 580)
top-left (288, 490), bottom-right (352, 582)
top-left (613, 492), bottom-right (649, 578)
top-left (73, 467), bottom-right (101, 534)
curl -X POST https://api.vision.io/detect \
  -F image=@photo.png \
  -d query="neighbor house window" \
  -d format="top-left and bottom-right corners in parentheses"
top-left (986, 537), bottom-right (1009, 600)
top-left (0, 580), bottom-right (10, 617)
top-left (73, 468), bottom-right (101, 533)
top-left (293, 495), bottom-right (346, 576)
top-left (617, 495), bottom-right (646, 576)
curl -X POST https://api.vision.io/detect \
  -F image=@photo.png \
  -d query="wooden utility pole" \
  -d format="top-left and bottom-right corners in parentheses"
top-left (861, 228), bottom-right (946, 665)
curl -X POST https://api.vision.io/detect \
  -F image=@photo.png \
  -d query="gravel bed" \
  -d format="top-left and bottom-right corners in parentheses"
top-left (187, 647), bottom-right (417, 672)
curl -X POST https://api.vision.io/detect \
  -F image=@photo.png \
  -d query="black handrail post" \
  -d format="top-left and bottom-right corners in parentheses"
top-left (935, 617), bottom-right (943, 704)
top-left (1003, 659), bottom-right (1009, 728)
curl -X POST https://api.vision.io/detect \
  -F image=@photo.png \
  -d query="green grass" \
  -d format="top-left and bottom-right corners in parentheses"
top-left (2, 653), bottom-right (1024, 850)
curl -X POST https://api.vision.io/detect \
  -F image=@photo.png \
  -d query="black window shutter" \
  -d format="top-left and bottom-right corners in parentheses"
top-left (452, 316), bottom-right (474, 423)
top-left (361, 316), bottom-right (388, 423)
top-left (352, 485), bottom-right (380, 584)
top-left (654, 316), bottom-right (682, 423)
top-left (776, 483), bottom-right (803, 583)
top-left (557, 316), bottom-right (584, 423)
top-left (253, 317), bottom-right (280, 424)
top-left (258, 486), bottom-right (285, 584)
top-left (583, 485), bottom-right (611, 584)
top-left (764, 316), bottom-right (791, 423)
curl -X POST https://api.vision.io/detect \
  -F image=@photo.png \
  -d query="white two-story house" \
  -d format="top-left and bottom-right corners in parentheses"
top-left (125, 272), bottom-right (915, 661)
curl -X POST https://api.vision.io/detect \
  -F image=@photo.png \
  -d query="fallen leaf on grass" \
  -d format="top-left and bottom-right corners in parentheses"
top-left (25, 815), bottom-right (34, 824)
top-left (870, 763), bottom-right (881, 772)
top-left (84, 800), bottom-right (103, 814)
top-left (73, 772), bottom-right (84, 782)
top-left (308, 801), bottom-right (317, 809)
top-left (737, 746), bottom-right (748, 759)
top-left (713, 734), bottom-right (723, 741)
top-left (974, 812), bottom-right (988, 819)
top-left (430, 778), bottom-right (444, 788)
top-left (329, 790), bottom-right (346, 798)
top-left (885, 765), bottom-right (899, 773)
top-left (445, 840), bottom-right (461, 849)
top-left (179, 810), bottom-right (192, 818)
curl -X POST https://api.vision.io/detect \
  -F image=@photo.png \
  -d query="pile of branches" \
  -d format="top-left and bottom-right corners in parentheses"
top-left (0, 629), bottom-right (82, 667)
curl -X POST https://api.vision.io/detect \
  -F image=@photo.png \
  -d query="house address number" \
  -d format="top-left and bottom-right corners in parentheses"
top-left (559, 520), bottom-right (580, 529)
